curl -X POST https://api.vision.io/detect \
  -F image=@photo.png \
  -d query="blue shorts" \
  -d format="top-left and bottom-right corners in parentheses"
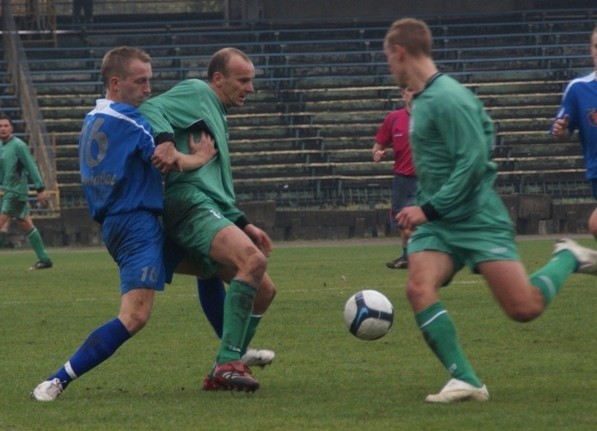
top-left (102, 210), bottom-right (166, 295)
top-left (390, 174), bottom-right (417, 227)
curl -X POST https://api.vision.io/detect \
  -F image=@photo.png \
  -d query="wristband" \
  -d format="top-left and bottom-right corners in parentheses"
top-left (234, 215), bottom-right (250, 230)
top-left (421, 202), bottom-right (441, 221)
top-left (155, 132), bottom-right (175, 145)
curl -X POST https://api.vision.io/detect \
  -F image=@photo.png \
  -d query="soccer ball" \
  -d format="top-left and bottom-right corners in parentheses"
top-left (343, 289), bottom-right (394, 340)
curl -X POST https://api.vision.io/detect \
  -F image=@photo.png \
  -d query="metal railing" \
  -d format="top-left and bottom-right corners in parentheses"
top-left (3, 0), bottom-right (224, 17)
top-left (1, 0), bottom-right (60, 217)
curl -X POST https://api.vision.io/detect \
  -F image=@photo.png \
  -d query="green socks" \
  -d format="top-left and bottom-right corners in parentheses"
top-left (415, 302), bottom-right (482, 388)
top-left (216, 279), bottom-right (256, 364)
top-left (530, 249), bottom-right (577, 305)
top-left (414, 251), bottom-right (578, 388)
top-left (241, 314), bottom-right (263, 355)
top-left (27, 228), bottom-right (50, 262)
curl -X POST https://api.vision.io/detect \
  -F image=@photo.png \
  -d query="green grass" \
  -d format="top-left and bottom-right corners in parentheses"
top-left (0, 238), bottom-right (595, 431)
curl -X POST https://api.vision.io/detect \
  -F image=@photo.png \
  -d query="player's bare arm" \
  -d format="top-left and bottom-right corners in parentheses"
top-left (151, 131), bottom-right (216, 173)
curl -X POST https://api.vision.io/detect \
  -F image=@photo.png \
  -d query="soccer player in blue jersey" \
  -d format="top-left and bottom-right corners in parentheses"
top-left (552, 26), bottom-right (597, 238)
top-left (384, 18), bottom-right (597, 403)
top-left (31, 46), bottom-right (215, 401)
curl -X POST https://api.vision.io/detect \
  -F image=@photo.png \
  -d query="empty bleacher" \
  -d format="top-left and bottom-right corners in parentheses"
top-left (12, 8), bottom-right (596, 211)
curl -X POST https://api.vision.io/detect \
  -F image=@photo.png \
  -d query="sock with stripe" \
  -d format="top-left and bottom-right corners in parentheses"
top-left (26, 227), bottom-right (51, 262)
top-left (415, 301), bottom-right (482, 387)
top-left (529, 249), bottom-right (577, 305)
top-left (49, 318), bottom-right (131, 389)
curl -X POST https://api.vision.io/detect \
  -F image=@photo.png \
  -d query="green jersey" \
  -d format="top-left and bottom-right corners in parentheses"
top-left (139, 79), bottom-right (243, 222)
top-left (0, 135), bottom-right (45, 199)
top-left (410, 74), bottom-right (498, 222)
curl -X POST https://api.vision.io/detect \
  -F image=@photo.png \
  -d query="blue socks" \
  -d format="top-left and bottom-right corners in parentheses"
top-left (50, 318), bottom-right (131, 388)
top-left (48, 278), bottom-right (227, 389)
top-left (197, 277), bottom-right (226, 338)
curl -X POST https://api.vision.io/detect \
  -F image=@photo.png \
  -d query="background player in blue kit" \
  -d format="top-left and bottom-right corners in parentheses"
top-left (31, 46), bottom-right (214, 401)
top-left (552, 25), bottom-right (597, 238)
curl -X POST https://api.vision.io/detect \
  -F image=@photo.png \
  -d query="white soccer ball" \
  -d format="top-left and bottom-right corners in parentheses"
top-left (343, 289), bottom-right (394, 340)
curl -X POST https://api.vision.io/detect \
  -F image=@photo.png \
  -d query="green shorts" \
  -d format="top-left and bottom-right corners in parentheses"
top-left (0, 192), bottom-right (30, 219)
top-left (408, 196), bottom-right (520, 274)
top-left (163, 186), bottom-right (234, 278)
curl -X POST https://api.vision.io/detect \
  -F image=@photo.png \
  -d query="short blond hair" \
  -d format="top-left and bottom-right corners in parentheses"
top-left (384, 18), bottom-right (433, 57)
top-left (100, 46), bottom-right (151, 86)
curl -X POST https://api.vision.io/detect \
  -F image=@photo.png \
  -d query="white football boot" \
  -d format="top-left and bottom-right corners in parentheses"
top-left (31, 378), bottom-right (63, 401)
top-left (240, 348), bottom-right (276, 368)
top-left (425, 378), bottom-right (489, 403)
top-left (553, 238), bottom-right (597, 275)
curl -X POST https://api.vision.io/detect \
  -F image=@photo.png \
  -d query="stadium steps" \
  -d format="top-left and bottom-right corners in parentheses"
top-left (22, 10), bottom-right (596, 208)
top-left (229, 136), bottom-right (323, 153)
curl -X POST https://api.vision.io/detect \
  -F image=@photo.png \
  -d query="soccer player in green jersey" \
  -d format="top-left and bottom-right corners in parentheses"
top-left (384, 18), bottom-right (597, 403)
top-left (0, 114), bottom-right (52, 270)
top-left (140, 47), bottom-right (276, 392)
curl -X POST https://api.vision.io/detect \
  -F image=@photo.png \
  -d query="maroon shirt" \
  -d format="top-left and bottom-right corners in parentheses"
top-left (375, 108), bottom-right (415, 176)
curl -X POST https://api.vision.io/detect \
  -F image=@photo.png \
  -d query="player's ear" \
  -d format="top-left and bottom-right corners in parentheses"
top-left (109, 75), bottom-right (120, 91)
top-left (394, 44), bottom-right (408, 60)
top-left (212, 71), bottom-right (225, 88)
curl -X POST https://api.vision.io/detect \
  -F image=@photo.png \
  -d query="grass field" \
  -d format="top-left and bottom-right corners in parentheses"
top-left (0, 237), bottom-right (595, 431)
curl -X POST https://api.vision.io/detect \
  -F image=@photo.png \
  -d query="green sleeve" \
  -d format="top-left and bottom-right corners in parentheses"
top-left (140, 80), bottom-right (204, 137)
top-left (428, 97), bottom-right (492, 216)
top-left (19, 143), bottom-right (45, 191)
top-left (138, 101), bottom-right (175, 139)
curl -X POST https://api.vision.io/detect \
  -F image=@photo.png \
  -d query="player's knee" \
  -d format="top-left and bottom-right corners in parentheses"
top-left (244, 249), bottom-right (267, 281)
top-left (120, 309), bottom-right (151, 335)
top-left (405, 280), bottom-right (434, 310)
top-left (504, 304), bottom-right (542, 323)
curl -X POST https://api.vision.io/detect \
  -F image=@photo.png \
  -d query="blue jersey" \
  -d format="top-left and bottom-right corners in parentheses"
top-left (79, 99), bottom-right (163, 223)
top-left (556, 71), bottom-right (597, 179)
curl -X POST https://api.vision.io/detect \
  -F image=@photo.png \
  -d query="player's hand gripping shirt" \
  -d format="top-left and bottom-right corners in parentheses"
top-left (139, 79), bottom-right (245, 223)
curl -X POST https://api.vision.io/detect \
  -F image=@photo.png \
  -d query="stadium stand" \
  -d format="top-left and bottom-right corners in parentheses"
top-left (2, 7), bottom-right (595, 238)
